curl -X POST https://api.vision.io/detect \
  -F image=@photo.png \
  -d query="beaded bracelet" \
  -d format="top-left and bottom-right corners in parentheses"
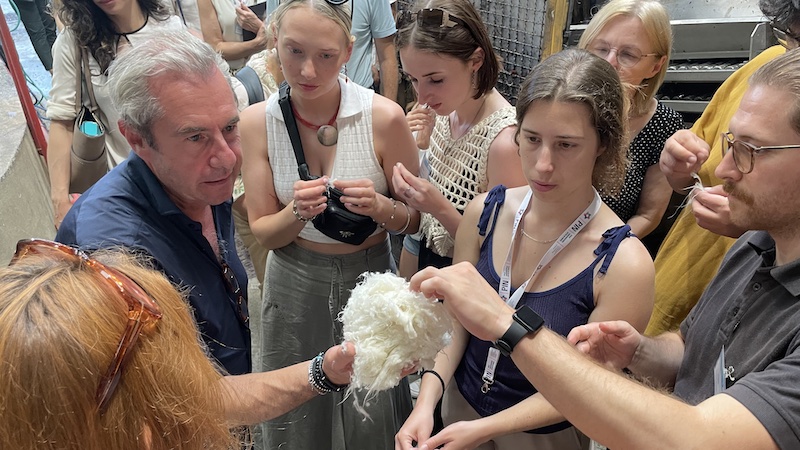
top-left (292, 201), bottom-right (313, 222)
top-left (420, 369), bottom-right (446, 399)
top-left (388, 201), bottom-right (412, 235)
top-left (308, 352), bottom-right (348, 395)
top-left (378, 198), bottom-right (397, 229)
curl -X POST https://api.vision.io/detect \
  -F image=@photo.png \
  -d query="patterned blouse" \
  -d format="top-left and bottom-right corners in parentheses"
top-left (603, 101), bottom-right (683, 222)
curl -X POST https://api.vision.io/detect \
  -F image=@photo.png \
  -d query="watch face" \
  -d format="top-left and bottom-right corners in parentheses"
top-left (515, 306), bottom-right (545, 332)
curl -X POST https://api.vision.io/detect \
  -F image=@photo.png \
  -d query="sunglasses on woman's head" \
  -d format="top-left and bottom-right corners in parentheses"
top-left (396, 7), bottom-right (479, 42)
top-left (10, 239), bottom-right (163, 415)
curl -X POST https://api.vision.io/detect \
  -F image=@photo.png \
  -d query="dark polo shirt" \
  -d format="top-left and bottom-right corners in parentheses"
top-left (677, 231), bottom-right (800, 448)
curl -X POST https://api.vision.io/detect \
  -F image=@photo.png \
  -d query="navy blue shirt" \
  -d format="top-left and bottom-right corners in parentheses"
top-left (57, 153), bottom-right (251, 375)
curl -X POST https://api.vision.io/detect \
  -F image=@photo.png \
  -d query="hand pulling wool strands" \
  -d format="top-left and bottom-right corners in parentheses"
top-left (338, 272), bottom-right (452, 418)
top-left (670, 172), bottom-right (707, 219)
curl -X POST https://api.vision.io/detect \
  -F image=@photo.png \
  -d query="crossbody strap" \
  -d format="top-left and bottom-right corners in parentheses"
top-left (278, 81), bottom-right (313, 181)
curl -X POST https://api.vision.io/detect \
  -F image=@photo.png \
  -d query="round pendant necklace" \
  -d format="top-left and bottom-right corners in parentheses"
top-left (293, 102), bottom-right (340, 146)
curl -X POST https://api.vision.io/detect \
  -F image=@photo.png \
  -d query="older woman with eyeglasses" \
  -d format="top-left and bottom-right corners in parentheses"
top-left (0, 240), bottom-right (357, 450)
top-left (578, 0), bottom-right (683, 253)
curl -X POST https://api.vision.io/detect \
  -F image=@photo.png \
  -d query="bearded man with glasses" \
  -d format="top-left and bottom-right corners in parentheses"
top-left (649, 0), bottom-right (800, 337)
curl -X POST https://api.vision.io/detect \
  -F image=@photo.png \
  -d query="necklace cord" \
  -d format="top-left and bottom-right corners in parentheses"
top-left (292, 102), bottom-right (340, 131)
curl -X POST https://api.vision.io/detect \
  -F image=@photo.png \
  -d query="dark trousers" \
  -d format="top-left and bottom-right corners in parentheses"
top-left (11, 0), bottom-right (56, 71)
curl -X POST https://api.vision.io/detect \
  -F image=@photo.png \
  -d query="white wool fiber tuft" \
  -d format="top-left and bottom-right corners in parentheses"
top-left (340, 272), bottom-right (452, 397)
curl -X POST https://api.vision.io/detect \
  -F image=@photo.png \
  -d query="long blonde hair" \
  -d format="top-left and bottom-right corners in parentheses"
top-left (0, 249), bottom-right (239, 449)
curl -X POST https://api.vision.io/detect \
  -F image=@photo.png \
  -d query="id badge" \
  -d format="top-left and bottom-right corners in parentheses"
top-left (714, 346), bottom-right (726, 394)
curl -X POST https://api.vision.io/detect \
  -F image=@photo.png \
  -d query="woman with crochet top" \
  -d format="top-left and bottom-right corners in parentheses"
top-left (578, 0), bottom-right (683, 252)
top-left (392, 0), bottom-right (527, 278)
top-left (395, 49), bottom-right (655, 450)
top-left (238, 1), bottom-right (419, 449)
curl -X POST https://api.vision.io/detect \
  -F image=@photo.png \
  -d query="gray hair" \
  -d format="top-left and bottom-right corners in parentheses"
top-left (107, 29), bottom-right (231, 147)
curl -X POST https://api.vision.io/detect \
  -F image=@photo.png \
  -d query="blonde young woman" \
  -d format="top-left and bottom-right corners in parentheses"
top-left (396, 49), bottom-right (655, 450)
top-left (578, 0), bottom-right (683, 251)
top-left (238, 1), bottom-right (420, 448)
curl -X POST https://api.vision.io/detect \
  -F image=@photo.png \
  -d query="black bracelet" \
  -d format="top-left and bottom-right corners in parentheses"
top-left (420, 369), bottom-right (446, 399)
top-left (308, 352), bottom-right (348, 395)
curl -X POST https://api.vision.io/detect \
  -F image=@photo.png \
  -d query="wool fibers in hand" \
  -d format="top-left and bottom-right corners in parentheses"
top-left (339, 271), bottom-right (452, 398)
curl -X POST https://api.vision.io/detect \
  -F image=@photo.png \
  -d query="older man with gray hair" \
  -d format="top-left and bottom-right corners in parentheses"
top-left (55, 32), bottom-right (354, 420)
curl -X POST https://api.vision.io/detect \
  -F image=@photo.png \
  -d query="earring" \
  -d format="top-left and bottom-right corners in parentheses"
top-left (471, 71), bottom-right (477, 88)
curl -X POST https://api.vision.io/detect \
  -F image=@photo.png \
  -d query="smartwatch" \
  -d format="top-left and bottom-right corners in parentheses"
top-left (493, 305), bottom-right (545, 357)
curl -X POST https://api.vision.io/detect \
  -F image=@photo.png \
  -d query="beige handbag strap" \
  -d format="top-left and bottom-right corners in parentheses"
top-left (80, 48), bottom-right (100, 113)
top-left (74, 46), bottom-right (101, 115)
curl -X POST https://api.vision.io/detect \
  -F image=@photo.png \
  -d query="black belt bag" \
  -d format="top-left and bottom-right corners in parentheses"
top-left (278, 82), bottom-right (377, 245)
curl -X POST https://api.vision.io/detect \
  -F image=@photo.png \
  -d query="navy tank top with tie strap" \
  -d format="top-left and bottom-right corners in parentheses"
top-left (454, 185), bottom-right (633, 433)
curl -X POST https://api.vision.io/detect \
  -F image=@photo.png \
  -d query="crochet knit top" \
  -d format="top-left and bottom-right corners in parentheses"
top-left (421, 106), bottom-right (516, 256)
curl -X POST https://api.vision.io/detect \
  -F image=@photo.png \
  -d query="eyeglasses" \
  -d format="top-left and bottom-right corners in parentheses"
top-left (396, 8), bottom-right (478, 41)
top-left (221, 262), bottom-right (248, 327)
top-left (587, 43), bottom-right (659, 68)
top-left (770, 23), bottom-right (800, 50)
top-left (10, 239), bottom-right (162, 415)
top-left (721, 132), bottom-right (800, 174)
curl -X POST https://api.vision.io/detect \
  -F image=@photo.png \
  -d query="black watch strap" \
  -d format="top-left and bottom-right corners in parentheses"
top-left (494, 305), bottom-right (545, 356)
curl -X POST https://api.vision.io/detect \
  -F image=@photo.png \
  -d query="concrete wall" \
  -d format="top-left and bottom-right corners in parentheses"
top-left (0, 64), bottom-right (55, 263)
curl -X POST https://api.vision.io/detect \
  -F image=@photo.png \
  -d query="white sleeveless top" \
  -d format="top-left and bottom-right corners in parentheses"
top-left (266, 76), bottom-right (389, 244)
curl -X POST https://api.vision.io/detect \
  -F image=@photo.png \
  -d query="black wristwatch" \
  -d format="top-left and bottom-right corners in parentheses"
top-left (493, 305), bottom-right (545, 357)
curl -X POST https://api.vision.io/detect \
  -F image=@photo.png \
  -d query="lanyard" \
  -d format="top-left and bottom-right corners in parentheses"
top-left (481, 188), bottom-right (601, 393)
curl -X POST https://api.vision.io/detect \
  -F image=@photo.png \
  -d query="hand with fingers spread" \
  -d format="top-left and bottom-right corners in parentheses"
top-left (292, 177), bottom-right (329, 221)
top-left (659, 130), bottom-right (711, 192)
top-left (566, 321), bottom-right (642, 372)
top-left (691, 185), bottom-right (746, 238)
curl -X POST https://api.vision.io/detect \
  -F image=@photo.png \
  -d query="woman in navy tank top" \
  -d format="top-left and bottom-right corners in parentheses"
top-left (396, 49), bottom-right (656, 450)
